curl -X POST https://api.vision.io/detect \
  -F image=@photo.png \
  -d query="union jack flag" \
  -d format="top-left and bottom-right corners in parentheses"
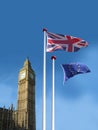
top-left (46, 32), bottom-right (88, 52)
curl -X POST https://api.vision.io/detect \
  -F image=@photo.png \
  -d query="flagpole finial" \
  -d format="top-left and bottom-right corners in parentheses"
top-left (51, 56), bottom-right (56, 60)
top-left (43, 28), bottom-right (47, 32)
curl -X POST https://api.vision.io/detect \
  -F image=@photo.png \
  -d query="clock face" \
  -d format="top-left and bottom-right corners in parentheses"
top-left (29, 73), bottom-right (34, 79)
top-left (19, 71), bottom-right (26, 80)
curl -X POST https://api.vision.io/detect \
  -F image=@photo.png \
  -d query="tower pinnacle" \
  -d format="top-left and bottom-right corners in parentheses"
top-left (23, 58), bottom-right (31, 68)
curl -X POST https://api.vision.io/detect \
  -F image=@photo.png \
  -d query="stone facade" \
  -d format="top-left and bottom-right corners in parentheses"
top-left (0, 59), bottom-right (36, 130)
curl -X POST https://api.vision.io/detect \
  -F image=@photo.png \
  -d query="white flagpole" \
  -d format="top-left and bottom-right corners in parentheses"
top-left (43, 28), bottom-right (47, 130)
top-left (51, 56), bottom-right (56, 130)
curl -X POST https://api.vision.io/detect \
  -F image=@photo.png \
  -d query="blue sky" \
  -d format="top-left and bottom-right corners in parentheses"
top-left (0, 0), bottom-right (98, 130)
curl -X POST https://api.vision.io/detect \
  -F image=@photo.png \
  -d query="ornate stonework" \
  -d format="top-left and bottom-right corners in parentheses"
top-left (0, 59), bottom-right (36, 130)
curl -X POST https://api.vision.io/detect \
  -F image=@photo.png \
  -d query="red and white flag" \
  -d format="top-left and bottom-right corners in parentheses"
top-left (46, 31), bottom-right (88, 52)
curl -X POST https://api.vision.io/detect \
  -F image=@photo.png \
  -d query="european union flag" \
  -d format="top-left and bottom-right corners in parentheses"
top-left (61, 63), bottom-right (91, 82)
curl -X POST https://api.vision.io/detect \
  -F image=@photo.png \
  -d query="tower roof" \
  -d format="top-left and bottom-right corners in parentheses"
top-left (20, 58), bottom-right (34, 73)
top-left (23, 58), bottom-right (33, 70)
top-left (24, 58), bottom-right (31, 67)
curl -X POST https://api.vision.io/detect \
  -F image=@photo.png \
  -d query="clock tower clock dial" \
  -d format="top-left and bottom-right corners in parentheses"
top-left (19, 70), bottom-right (26, 80)
top-left (29, 72), bottom-right (34, 79)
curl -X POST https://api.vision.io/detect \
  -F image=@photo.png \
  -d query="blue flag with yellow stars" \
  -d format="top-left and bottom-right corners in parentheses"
top-left (61, 63), bottom-right (91, 82)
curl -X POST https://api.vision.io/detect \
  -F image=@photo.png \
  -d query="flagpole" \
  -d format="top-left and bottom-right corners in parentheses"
top-left (51, 56), bottom-right (56, 130)
top-left (43, 28), bottom-right (47, 130)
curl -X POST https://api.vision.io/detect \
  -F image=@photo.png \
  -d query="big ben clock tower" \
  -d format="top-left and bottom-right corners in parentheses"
top-left (17, 58), bottom-right (36, 130)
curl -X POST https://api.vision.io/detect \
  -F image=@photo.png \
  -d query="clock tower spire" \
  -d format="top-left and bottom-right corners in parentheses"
top-left (17, 58), bottom-right (36, 130)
